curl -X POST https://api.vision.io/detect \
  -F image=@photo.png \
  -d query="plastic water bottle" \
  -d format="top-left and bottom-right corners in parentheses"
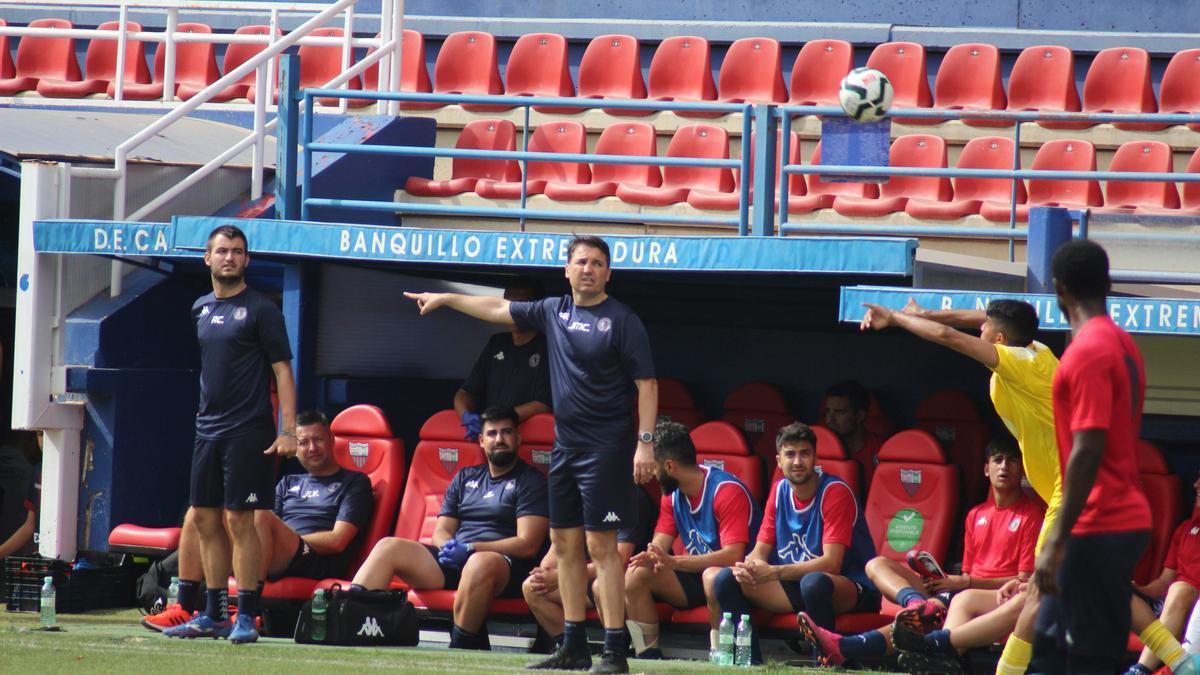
top-left (717, 611), bottom-right (735, 666)
top-left (734, 614), bottom-right (753, 667)
top-left (311, 589), bottom-right (327, 641)
top-left (39, 576), bottom-right (56, 627)
top-left (167, 576), bottom-right (180, 606)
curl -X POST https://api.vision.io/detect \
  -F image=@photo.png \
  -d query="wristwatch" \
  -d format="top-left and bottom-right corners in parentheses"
top-left (639, 431), bottom-right (655, 444)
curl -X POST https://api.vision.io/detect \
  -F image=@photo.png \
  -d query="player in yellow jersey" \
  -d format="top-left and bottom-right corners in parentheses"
top-left (859, 298), bottom-right (1190, 675)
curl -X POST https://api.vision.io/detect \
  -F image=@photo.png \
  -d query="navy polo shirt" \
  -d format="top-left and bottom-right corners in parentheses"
top-left (439, 460), bottom-right (548, 546)
top-left (192, 287), bottom-right (292, 439)
top-left (461, 332), bottom-right (552, 411)
top-left (509, 295), bottom-right (655, 451)
top-left (274, 468), bottom-right (374, 536)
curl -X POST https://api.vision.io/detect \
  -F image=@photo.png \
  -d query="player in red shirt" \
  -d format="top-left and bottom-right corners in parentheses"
top-left (1031, 239), bottom-right (1153, 673)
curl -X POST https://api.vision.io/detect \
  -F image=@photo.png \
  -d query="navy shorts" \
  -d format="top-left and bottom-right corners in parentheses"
top-left (548, 449), bottom-right (633, 531)
top-left (780, 573), bottom-right (882, 613)
top-left (272, 539), bottom-right (348, 581)
top-left (189, 424), bottom-right (277, 511)
top-left (1033, 529), bottom-right (1149, 674)
top-left (672, 570), bottom-right (708, 609)
top-left (423, 544), bottom-right (534, 599)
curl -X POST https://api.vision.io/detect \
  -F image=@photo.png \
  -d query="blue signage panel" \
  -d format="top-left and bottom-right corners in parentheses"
top-left (33, 219), bottom-right (196, 257)
top-left (840, 285), bottom-right (1200, 337)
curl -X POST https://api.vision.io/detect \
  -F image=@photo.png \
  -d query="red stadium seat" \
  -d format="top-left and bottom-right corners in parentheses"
top-left (544, 121), bottom-right (661, 201)
top-left (475, 121), bottom-right (589, 198)
top-left (0, 20), bottom-right (14, 80)
top-left (394, 410), bottom-right (487, 545)
top-left (403, 119), bottom-right (520, 197)
top-left (517, 412), bottom-right (555, 477)
top-left (721, 382), bottom-right (793, 465)
top-left (1133, 441), bottom-right (1182, 586)
top-left (981, 139), bottom-right (1103, 221)
top-left (646, 36), bottom-right (717, 104)
top-left (434, 30), bottom-right (504, 112)
top-left (865, 430), bottom-right (959, 562)
top-left (716, 37), bottom-right (787, 105)
top-left (1083, 47), bottom-right (1164, 131)
top-left (907, 136), bottom-right (1026, 220)
top-left (913, 390), bottom-right (991, 506)
top-left (865, 42), bottom-right (934, 124)
top-left (0, 19), bottom-right (82, 95)
top-left (656, 377), bottom-right (707, 430)
top-left (616, 124), bottom-right (733, 206)
top-left (1094, 141), bottom-right (1180, 212)
top-left (363, 30), bottom-right (437, 111)
top-left (578, 34), bottom-right (646, 111)
top-left (38, 20), bottom-right (149, 98)
top-left (691, 421), bottom-right (763, 502)
top-left (833, 134), bottom-right (951, 216)
top-left (282, 27), bottom-right (363, 108)
top-left (1177, 148), bottom-right (1200, 214)
top-left (179, 25), bottom-right (277, 102)
top-left (688, 131), bottom-right (804, 212)
top-left (788, 39), bottom-right (853, 107)
top-left (933, 43), bottom-right (1007, 127)
top-left (770, 425), bottom-right (862, 498)
top-left (1160, 49), bottom-right (1200, 132)
top-left (505, 32), bottom-right (575, 112)
top-left (788, 141), bottom-right (877, 214)
top-left (1006, 46), bottom-right (1082, 129)
top-left (108, 524), bottom-right (182, 556)
top-left (116, 23), bottom-right (219, 101)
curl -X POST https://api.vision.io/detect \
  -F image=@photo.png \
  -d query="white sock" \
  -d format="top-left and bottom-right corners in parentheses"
top-left (1185, 600), bottom-right (1200, 655)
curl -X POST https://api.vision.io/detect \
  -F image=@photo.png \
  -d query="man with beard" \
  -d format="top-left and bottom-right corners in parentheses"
top-left (624, 422), bottom-right (761, 660)
top-left (172, 224), bottom-right (296, 644)
top-left (350, 406), bottom-right (549, 650)
top-left (822, 382), bottom-right (887, 488)
top-left (709, 422), bottom-right (877, 664)
top-left (405, 235), bottom-right (657, 674)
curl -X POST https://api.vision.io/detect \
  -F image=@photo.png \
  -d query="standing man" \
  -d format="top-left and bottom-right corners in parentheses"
top-left (174, 224), bottom-right (296, 645)
top-left (405, 235), bottom-right (657, 674)
top-left (454, 278), bottom-right (552, 440)
top-left (1032, 239), bottom-right (1152, 673)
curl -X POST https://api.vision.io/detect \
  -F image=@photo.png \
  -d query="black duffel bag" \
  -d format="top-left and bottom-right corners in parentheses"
top-left (294, 585), bottom-right (419, 647)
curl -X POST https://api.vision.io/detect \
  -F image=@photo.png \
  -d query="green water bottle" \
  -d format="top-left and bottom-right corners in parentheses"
top-left (311, 589), bottom-right (327, 642)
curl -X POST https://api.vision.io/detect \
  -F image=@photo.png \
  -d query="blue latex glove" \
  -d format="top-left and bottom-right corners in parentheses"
top-left (437, 539), bottom-right (474, 570)
top-left (461, 411), bottom-right (482, 441)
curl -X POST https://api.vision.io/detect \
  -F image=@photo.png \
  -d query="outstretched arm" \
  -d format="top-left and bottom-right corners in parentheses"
top-left (902, 297), bottom-right (987, 329)
top-left (404, 292), bottom-right (516, 328)
top-left (861, 303), bottom-right (998, 369)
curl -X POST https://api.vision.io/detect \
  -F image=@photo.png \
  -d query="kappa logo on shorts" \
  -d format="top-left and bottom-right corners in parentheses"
top-left (357, 616), bottom-right (385, 638)
top-left (348, 441), bottom-right (369, 468)
top-left (900, 468), bottom-right (922, 497)
top-left (233, 307), bottom-right (247, 321)
top-left (602, 511), bottom-right (621, 524)
top-left (245, 492), bottom-right (258, 504)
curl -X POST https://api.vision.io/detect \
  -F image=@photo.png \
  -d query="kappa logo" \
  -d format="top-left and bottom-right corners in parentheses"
top-left (602, 511), bottom-right (621, 524)
top-left (466, 479), bottom-right (480, 489)
top-left (504, 481), bottom-right (515, 490)
top-left (233, 307), bottom-right (248, 321)
top-left (245, 492), bottom-right (258, 504)
top-left (348, 441), bottom-right (369, 468)
top-left (200, 306), bottom-right (210, 317)
top-left (558, 311), bottom-right (570, 321)
top-left (684, 528), bottom-right (712, 554)
top-left (1192, 527), bottom-right (1199, 536)
top-left (776, 532), bottom-right (817, 563)
top-left (1008, 517), bottom-right (1020, 532)
top-left (900, 468), bottom-right (923, 497)
top-left (288, 484), bottom-right (301, 494)
top-left (528, 353), bottom-right (541, 368)
top-left (210, 315), bottom-right (225, 325)
top-left (357, 616), bottom-right (385, 638)
top-left (493, 351), bottom-right (505, 361)
top-left (976, 516), bottom-right (988, 526)
top-left (597, 317), bottom-right (612, 332)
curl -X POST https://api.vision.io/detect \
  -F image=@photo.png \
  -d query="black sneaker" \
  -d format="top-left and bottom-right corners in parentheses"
top-left (897, 650), bottom-right (964, 675)
top-left (590, 650), bottom-right (629, 674)
top-left (526, 646), bottom-right (592, 671)
top-left (890, 614), bottom-right (931, 654)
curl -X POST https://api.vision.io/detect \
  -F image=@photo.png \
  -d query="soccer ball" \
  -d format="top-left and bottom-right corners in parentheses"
top-left (838, 67), bottom-right (894, 122)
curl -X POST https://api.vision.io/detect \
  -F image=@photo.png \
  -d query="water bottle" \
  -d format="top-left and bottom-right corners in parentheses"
top-left (311, 589), bottom-right (327, 642)
top-left (39, 576), bottom-right (56, 628)
top-left (167, 576), bottom-right (180, 606)
top-left (734, 614), bottom-right (753, 667)
top-left (717, 611), bottom-right (735, 666)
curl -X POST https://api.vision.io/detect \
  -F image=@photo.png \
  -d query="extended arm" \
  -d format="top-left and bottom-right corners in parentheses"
top-left (404, 292), bottom-right (516, 328)
top-left (862, 303), bottom-right (998, 369)
top-left (905, 298), bottom-right (988, 330)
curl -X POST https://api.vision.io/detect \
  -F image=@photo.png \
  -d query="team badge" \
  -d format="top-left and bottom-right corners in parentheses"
top-left (900, 468), bottom-right (923, 497)
top-left (348, 441), bottom-right (369, 468)
top-left (701, 458), bottom-right (726, 472)
top-left (233, 307), bottom-right (248, 321)
top-left (327, 482), bottom-right (341, 493)
top-left (1008, 517), bottom-right (1020, 532)
top-left (531, 449), bottom-right (551, 475)
top-left (529, 354), bottom-right (541, 368)
top-left (597, 317), bottom-right (612, 332)
top-left (439, 447), bottom-right (459, 474)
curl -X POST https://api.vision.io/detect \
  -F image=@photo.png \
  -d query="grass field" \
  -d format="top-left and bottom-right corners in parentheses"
top-left (0, 608), bottom-right (831, 674)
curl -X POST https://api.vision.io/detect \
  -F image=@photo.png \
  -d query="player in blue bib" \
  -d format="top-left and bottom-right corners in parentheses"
top-left (625, 422), bottom-right (762, 659)
top-left (711, 422), bottom-right (879, 663)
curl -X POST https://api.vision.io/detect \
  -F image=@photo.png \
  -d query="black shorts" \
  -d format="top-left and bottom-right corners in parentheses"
top-left (548, 449), bottom-right (633, 531)
top-left (189, 424), bottom-right (277, 511)
top-left (272, 539), bottom-right (348, 581)
top-left (1033, 529), bottom-right (1149, 674)
top-left (423, 544), bottom-right (535, 599)
top-left (780, 573), bottom-right (882, 613)
top-left (672, 570), bottom-right (708, 610)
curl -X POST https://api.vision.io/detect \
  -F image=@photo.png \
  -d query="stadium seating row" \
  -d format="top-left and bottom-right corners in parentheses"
top-left (4, 20), bottom-right (1200, 132)
top-left (402, 119), bottom-right (1200, 218)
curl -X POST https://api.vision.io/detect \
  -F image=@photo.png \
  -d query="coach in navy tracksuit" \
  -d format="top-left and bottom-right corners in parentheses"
top-left (405, 235), bottom-right (657, 674)
top-left (351, 406), bottom-right (549, 651)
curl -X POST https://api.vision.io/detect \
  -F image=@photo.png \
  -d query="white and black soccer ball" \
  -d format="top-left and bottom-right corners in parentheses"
top-left (838, 67), bottom-right (894, 122)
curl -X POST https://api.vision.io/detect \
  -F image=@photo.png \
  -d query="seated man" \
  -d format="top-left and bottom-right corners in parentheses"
top-left (523, 485), bottom-right (657, 648)
top-left (799, 435), bottom-right (1044, 670)
top-left (0, 430), bottom-right (40, 559)
top-left (350, 406), bottom-right (548, 650)
top-left (0, 452), bottom-right (40, 559)
top-left (157, 410), bottom-right (374, 636)
top-left (710, 422), bottom-right (879, 663)
top-left (823, 381), bottom-right (887, 488)
top-left (624, 421), bottom-right (761, 659)
top-left (454, 278), bottom-right (551, 440)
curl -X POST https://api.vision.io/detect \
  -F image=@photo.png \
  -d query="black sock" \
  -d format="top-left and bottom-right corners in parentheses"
top-left (450, 624), bottom-right (491, 650)
top-left (205, 588), bottom-right (226, 621)
top-left (603, 628), bottom-right (625, 654)
top-left (177, 580), bottom-right (200, 614)
top-left (238, 588), bottom-right (260, 620)
top-left (564, 621), bottom-right (589, 655)
top-left (838, 630), bottom-right (889, 659)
